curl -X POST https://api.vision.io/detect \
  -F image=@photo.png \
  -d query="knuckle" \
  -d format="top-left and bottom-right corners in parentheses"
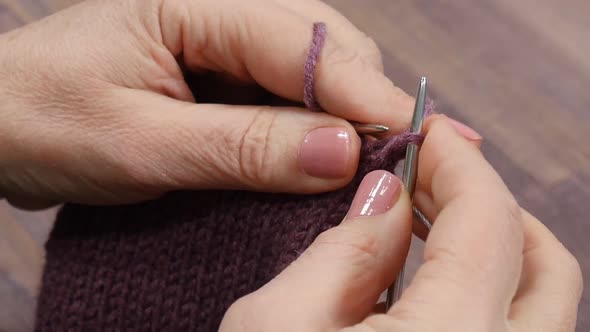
top-left (323, 44), bottom-right (366, 69)
top-left (504, 196), bottom-right (522, 222)
top-left (494, 197), bottom-right (528, 255)
top-left (362, 36), bottom-right (384, 70)
top-left (502, 196), bottom-right (524, 232)
top-left (324, 38), bottom-right (383, 72)
top-left (426, 245), bottom-right (470, 277)
top-left (364, 36), bottom-right (380, 55)
top-left (423, 245), bottom-right (485, 293)
top-left (312, 225), bottom-right (380, 266)
top-left (236, 107), bottom-right (277, 186)
top-left (560, 249), bottom-right (583, 296)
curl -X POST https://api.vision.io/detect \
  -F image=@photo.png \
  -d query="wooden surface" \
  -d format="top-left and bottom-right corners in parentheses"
top-left (1, 0), bottom-right (588, 331)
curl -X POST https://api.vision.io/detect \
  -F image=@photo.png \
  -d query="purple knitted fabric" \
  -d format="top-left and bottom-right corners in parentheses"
top-left (34, 22), bottom-right (433, 331)
top-left (34, 135), bottom-right (425, 331)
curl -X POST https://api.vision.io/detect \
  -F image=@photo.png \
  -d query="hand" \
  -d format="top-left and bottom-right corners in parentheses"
top-left (0, 0), bottom-right (414, 208)
top-left (219, 117), bottom-right (583, 332)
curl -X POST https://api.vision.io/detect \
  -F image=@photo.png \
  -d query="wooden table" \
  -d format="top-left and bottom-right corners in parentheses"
top-left (1, 1), bottom-right (588, 331)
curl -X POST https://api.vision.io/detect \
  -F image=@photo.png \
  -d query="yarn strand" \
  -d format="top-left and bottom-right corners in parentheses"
top-left (303, 22), bottom-right (327, 112)
top-left (304, 22), bottom-right (433, 150)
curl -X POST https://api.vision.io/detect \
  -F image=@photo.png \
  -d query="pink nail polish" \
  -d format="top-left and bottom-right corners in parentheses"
top-left (347, 170), bottom-right (401, 219)
top-left (445, 117), bottom-right (482, 141)
top-left (300, 127), bottom-right (351, 178)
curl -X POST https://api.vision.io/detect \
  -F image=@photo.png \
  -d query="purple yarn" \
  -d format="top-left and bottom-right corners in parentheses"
top-left (365, 97), bottom-right (434, 165)
top-left (304, 22), bottom-right (433, 147)
top-left (303, 22), bottom-right (327, 112)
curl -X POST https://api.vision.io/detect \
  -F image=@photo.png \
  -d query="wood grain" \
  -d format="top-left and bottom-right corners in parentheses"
top-left (0, 0), bottom-right (588, 330)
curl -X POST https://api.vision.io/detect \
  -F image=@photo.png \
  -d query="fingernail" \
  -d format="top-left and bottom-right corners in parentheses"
top-left (347, 170), bottom-right (402, 219)
top-left (300, 127), bottom-right (351, 178)
top-left (445, 117), bottom-right (482, 141)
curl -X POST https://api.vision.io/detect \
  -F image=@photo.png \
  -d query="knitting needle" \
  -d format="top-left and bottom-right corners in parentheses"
top-left (413, 206), bottom-right (432, 230)
top-left (351, 102), bottom-right (432, 227)
top-left (351, 122), bottom-right (389, 135)
top-left (385, 76), bottom-right (428, 310)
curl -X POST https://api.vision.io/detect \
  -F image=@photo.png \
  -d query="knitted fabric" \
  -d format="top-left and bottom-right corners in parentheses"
top-left (35, 135), bottom-right (421, 331)
top-left (35, 22), bottom-right (432, 331)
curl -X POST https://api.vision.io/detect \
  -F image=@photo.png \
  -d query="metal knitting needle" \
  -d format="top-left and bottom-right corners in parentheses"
top-left (385, 76), bottom-right (428, 310)
top-left (413, 206), bottom-right (432, 230)
top-left (351, 122), bottom-right (389, 135)
top-left (351, 102), bottom-right (432, 228)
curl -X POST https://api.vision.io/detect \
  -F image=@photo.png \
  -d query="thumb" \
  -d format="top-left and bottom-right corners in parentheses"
top-left (221, 170), bottom-right (412, 331)
top-left (102, 89), bottom-right (361, 196)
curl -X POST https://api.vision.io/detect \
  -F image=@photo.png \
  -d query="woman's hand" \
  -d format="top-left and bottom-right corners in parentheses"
top-left (219, 117), bottom-right (583, 332)
top-left (0, 0), bottom-right (413, 208)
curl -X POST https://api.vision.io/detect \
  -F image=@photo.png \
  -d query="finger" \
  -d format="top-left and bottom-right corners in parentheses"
top-left (97, 89), bottom-right (360, 196)
top-left (221, 171), bottom-right (412, 331)
top-left (388, 116), bottom-right (524, 324)
top-left (274, 0), bottom-right (384, 71)
top-left (443, 115), bottom-right (483, 145)
top-left (509, 210), bottom-right (582, 332)
top-left (158, 0), bottom-right (414, 132)
top-left (404, 114), bottom-right (483, 241)
top-left (415, 115), bottom-right (484, 199)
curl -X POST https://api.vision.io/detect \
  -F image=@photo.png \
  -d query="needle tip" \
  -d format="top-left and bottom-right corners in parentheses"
top-left (419, 76), bottom-right (427, 92)
top-left (352, 123), bottom-right (389, 135)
